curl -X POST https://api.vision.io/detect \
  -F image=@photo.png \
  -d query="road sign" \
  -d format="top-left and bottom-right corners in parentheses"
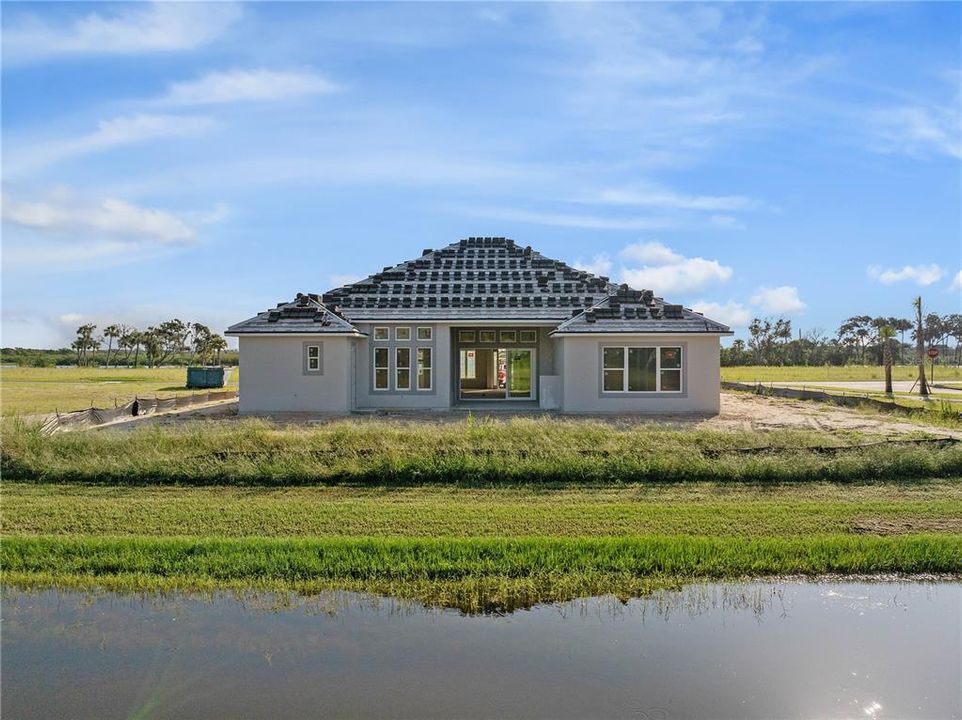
top-left (927, 348), bottom-right (939, 359)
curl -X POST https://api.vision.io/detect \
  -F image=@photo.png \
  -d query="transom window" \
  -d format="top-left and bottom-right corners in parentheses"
top-left (417, 327), bottom-right (433, 341)
top-left (395, 327), bottom-right (411, 341)
top-left (519, 329), bottom-right (537, 343)
top-left (373, 327), bottom-right (389, 341)
top-left (602, 346), bottom-right (682, 393)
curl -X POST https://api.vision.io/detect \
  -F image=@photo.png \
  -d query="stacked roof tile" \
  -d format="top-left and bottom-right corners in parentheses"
top-left (227, 237), bottom-right (731, 335)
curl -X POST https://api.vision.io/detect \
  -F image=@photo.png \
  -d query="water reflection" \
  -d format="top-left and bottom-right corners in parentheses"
top-left (2, 582), bottom-right (959, 719)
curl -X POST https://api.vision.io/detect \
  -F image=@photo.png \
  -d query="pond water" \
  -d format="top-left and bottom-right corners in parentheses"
top-left (2, 582), bottom-right (959, 719)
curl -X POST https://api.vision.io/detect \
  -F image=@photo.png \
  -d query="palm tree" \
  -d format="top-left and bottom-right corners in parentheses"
top-left (880, 326), bottom-right (895, 394)
top-left (913, 297), bottom-right (929, 397)
top-left (208, 335), bottom-right (228, 365)
top-left (102, 324), bottom-right (121, 367)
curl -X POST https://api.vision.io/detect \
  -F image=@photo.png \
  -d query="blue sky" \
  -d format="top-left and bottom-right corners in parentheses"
top-left (2, 1), bottom-right (959, 348)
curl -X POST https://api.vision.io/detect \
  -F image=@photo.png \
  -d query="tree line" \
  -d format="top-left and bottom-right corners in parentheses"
top-left (70, 320), bottom-right (230, 368)
top-left (721, 309), bottom-right (962, 367)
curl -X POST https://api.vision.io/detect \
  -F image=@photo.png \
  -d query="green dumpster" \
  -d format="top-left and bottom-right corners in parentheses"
top-left (186, 366), bottom-right (227, 389)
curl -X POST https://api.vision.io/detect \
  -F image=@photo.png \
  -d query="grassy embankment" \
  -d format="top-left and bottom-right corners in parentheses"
top-left (0, 366), bottom-right (239, 416)
top-left (3, 417), bottom-right (961, 610)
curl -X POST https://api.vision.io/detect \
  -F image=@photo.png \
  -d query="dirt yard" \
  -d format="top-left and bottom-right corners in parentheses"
top-left (98, 391), bottom-right (962, 439)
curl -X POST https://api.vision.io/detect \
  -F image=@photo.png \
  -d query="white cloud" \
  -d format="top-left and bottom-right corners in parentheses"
top-left (619, 241), bottom-right (682, 265)
top-left (750, 286), bottom-right (806, 315)
top-left (3, 2), bottom-right (241, 65)
top-left (870, 104), bottom-right (962, 160)
top-left (6, 114), bottom-right (213, 175)
top-left (867, 263), bottom-right (944, 286)
top-left (573, 253), bottom-right (614, 278)
top-left (329, 274), bottom-right (363, 288)
top-left (584, 186), bottom-right (757, 211)
top-left (690, 300), bottom-right (752, 328)
top-left (1, 189), bottom-right (222, 271)
top-left (950, 270), bottom-right (962, 291)
top-left (618, 242), bottom-right (733, 293)
top-left (158, 69), bottom-right (339, 106)
top-left (3, 191), bottom-right (195, 244)
top-left (462, 207), bottom-right (674, 231)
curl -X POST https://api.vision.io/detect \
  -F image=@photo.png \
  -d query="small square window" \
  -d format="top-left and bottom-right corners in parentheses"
top-left (479, 330), bottom-right (496, 343)
top-left (459, 330), bottom-right (476, 343)
top-left (417, 327), bottom-right (433, 341)
top-left (373, 327), bottom-right (389, 341)
top-left (500, 330), bottom-right (516, 343)
top-left (395, 327), bottom-right (411, 341)
top-left (519, 330), bottom-right (537, 343)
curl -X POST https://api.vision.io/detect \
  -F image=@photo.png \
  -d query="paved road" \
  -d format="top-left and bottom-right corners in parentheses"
top-left (773, 380), bottom-right (962, 397)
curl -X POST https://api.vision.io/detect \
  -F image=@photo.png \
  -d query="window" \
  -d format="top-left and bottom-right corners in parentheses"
top-left (479, 330), bottom-right (496, 343)
top-left (500, 330), bottom-right (517, 343)
top-left (306, 345), bottom-right (321, 372)
top-left (395, 327), bottom-right (411, 341)
top-left (627, 348), bottom-right (656, 392)
top-left (603, 347), bottom-right (624, 392)
top-left (519, 329), bottom-right (537, 343)
top-left (660, 347), bottom-right (682, 391)
top-left (602, 346), bottom-right (683, 393)
top-left (417, 348), bottom-right (432, 390)
top-left (396, 347), bottom-right (411, 390)
top-left (459, 330), bottom-right (476, 343)
top-left (460, 349), bottom-right (477, 379)
top-left (373, 327), bottom-right (389, 341)
top-left (417, 327), bottom-right (433, 341)
top-left (374, 347), bottom-right (389, 390)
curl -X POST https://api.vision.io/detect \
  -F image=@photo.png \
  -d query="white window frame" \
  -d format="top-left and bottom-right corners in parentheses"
top-left (395, 346), bottom-right (412, 390)
top-left (519, 329), bottom-right (538, 343)
top-left (373, 327), bottom-right (389, 341)
top-left (459, 330), bottom-right (476, 343)
top-left (601, 345), bottom-right (683, 393)
top-left (306, 345), bottom-right (321, 372)
top-left (417, 347), bottom-right (433, 391)
top-left (395, 327), bottom-right (411, 341)
top-left (417, 327), bottom-right (433, 341)
top-left (374, 347), bottom-right (389, 391)
top-left (500, 330), bottom-right (517, 343)
top-left (479, 330), bottom-right (496, 343)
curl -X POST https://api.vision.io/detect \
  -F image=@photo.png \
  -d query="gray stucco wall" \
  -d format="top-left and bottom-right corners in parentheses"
top-left (558, 334), bottom-right (722, 413)
top-left (237, 335), bottom-right (354, 413)
top-left (353, 323), bottom-right (452, 409)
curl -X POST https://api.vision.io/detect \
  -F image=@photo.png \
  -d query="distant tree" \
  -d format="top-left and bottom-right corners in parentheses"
top-left (890, 318), bottom-right (913, 364)
top-left (188, 322), bottom-right (213, 365)
top-left (837, 315), bottom-right (873, 364)
top-left (208, 335), bottom-right (228, 365)
top-left (102, 324), bottom-right (121, 367)
top-left (947, 313), bottom-right (962, 365)
top-left (74, 324), bottom-right (97, 366)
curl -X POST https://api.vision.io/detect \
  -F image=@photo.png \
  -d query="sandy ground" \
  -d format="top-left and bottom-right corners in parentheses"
top-left (101, 392), bottom-right (962, 439)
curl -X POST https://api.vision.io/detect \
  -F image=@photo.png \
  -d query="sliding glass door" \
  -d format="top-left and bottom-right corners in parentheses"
top-left (458, 347), bottom-right (535, 401)
top-left (506, 349), bottom-right (533, 399)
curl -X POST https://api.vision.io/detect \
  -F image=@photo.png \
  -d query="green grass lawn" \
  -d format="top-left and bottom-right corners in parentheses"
top-left (4, 481), bottom-right (960, 611)
top-left (5, 418), bottom-right (961, 484)
top-left (721, 364), bottom-right (962, 383)
top-left (0, 366), bottom-right (238, 416)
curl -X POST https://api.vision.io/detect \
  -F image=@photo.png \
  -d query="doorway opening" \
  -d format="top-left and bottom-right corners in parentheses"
top-left (459, 348), bottom-right (535, 401)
